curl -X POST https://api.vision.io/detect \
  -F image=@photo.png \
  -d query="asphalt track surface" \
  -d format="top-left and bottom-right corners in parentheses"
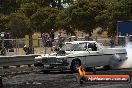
top-left (2, 69), bottom-right (132, 88)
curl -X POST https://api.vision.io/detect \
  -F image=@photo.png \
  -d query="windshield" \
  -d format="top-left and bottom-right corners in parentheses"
top-left (72, 43), bottom-right (87, 51)
top-left (61, 43), bottom-right (76, 51)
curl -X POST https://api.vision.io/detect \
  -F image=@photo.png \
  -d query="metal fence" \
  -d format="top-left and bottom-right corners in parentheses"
top-left (0, 38), bottom-right (44, 55)
top-left (0, 36), bottom-right (130, 56)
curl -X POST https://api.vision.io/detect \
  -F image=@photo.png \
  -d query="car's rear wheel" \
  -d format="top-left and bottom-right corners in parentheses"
top-left (109, 54), bottom-right (122, 69)
top-left (70, 59), bottom-right (81, 73)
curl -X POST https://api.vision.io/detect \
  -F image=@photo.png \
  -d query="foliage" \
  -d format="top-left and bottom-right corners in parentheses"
top-left (66, 0), bottom-right (106, 36)
top-left (95, 0), bottom-right (131, 36)
top-left (0, 0), bottom-right (131, 38)
top-left (56, 10), bottom-right (74, 35)
top-left (0, 0), bottom-right (20, 14)
top-left (31, 7), bottom-right (59, 33)
top-left (20, 2), bottom-right (40, 17)
top-left (8, 13), bottom-right (30, 38)
top-left (0, 14), bottom-right (9, 32)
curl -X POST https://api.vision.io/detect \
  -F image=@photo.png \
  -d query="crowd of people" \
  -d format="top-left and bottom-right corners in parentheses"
top-left (23, 29), bottom-right (65, 54)
top-left (42, 29), bottom-right (64, 51)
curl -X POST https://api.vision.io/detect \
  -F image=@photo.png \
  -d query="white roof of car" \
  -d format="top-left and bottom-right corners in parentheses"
top-left (64, 42), bottom-right (73, 44)
top-left (72, 41), bottom-right (96, 44)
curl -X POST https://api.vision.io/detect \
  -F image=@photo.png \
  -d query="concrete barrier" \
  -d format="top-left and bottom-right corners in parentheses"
top-left (0, 54), bottom-right (40, 67)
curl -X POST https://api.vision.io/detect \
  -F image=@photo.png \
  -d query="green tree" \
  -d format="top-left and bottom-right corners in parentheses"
top-left (31, 7), bottom-right (59, 33)
top-left (0, 14), bottom-right (9, 32)
top-left (56, 10), bottom-right (76, 35)
top-left (95, 0), bottom-right (131, 36)
top-left (20, 2), bottom-right (40, 18)
top-left (0, 0), bottom-right (20, 14)
top-left (66, 0), bottom-right (105, 36)
top-left (8, 13), bottom-right (30, 38)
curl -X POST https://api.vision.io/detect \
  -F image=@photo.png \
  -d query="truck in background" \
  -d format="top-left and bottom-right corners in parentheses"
top-left (117, 20), bottom-right (132, 36)
top-left (117, 21), bottom-right (132, 46)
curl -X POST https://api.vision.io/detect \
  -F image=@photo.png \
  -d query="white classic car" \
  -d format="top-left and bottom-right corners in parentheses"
top-left (34, 41), bottom-right (127, 72)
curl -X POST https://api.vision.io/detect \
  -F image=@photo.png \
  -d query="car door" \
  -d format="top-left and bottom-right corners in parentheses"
top-left (72, 42), bottom-right (89, 66)
top-left (85, 43), bottom-right (104, 67)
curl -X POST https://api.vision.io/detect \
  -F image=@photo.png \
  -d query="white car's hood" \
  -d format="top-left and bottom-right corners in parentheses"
top-left (36, 51), bottom-right (85, 58)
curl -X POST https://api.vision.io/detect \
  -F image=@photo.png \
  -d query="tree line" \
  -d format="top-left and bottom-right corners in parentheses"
top-left (0, 0), bottom-right (131, 38)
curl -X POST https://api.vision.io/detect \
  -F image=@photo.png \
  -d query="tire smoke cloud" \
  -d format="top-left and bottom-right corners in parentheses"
top-left (120, 42), bottom-right (132, 68)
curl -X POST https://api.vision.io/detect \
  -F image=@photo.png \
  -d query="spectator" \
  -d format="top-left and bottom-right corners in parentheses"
top-left (74, 36), bottom-right (77, 41)
top-left (85, 35), bottom-right (89, 41)
top-left (42, 33), bottom-right (50, 47)
top-left (50, 29), bottom-right (55, 42)
top-left (54, 34), bottom-right (63, 51)
top-left (68, 37), bottom-right (71, 42)
top-left (120, 36), bottom-right (125, 47)
top-left (125, 33), bottom-right (130, 44)
top-left (46, 37), bottom-right (53, 47)
top-left (23, 45), bottom-right (32, 55)
top-left (58, 35), bottom-right (63, 48)
top-left (110, 36), bottom-right (115, 48)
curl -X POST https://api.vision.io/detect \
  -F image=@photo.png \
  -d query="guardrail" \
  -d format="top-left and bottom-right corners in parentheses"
top-left (0, 54), bottom-right (40, 67)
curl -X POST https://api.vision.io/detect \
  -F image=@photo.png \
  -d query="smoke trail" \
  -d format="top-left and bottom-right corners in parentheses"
top-left (120, 42), bottom-right (132, 68)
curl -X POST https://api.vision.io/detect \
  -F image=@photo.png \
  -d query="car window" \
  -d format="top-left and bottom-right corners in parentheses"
top-left (88, 43), bottom-right (97, 51)
top-left (72, 43), bottom-right (87, 51)
top-left (61, 43), bottom-right (76, 51)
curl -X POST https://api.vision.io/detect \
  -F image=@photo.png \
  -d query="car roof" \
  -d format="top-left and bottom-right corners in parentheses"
top-left (64, 42), bottom-right (73, 44)
top-left (72, 41), bottom-right (96, 44)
